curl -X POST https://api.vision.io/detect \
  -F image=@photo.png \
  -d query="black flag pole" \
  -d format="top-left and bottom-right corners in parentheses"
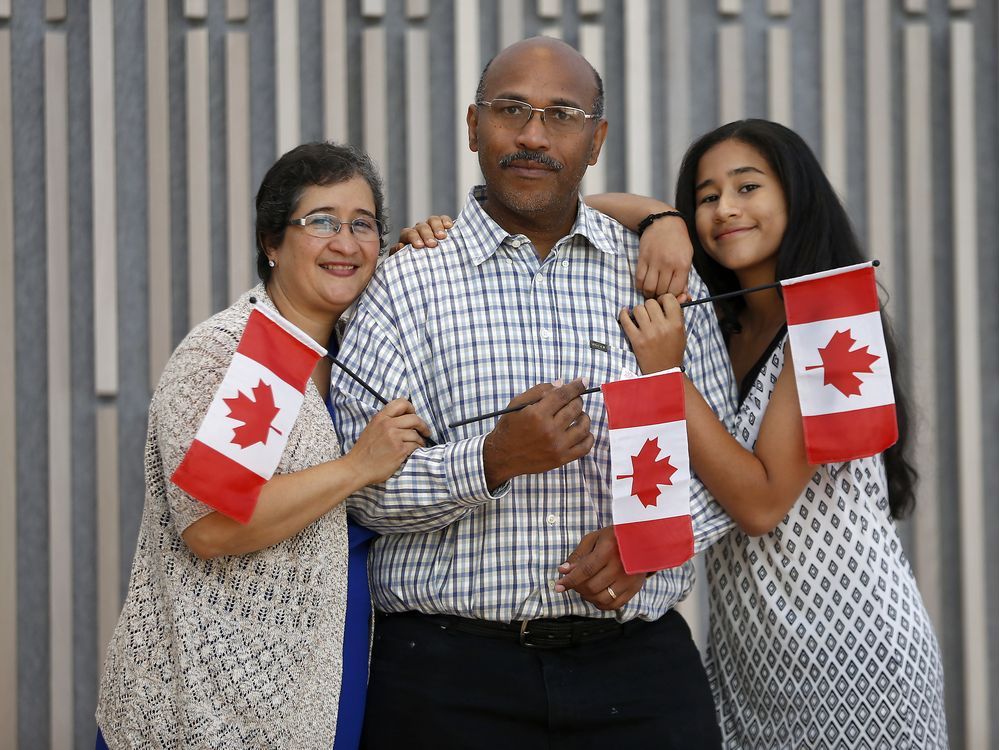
top-left (679, 259), bottom-right (879, 308)
top-left (328, 356), bottom-right (438, 447)
top-left (448, 386), bottom-right (603, 429)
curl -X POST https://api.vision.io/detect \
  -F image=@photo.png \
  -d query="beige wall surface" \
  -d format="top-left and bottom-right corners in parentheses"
top-left (0, 1), bottom-right (996, 748)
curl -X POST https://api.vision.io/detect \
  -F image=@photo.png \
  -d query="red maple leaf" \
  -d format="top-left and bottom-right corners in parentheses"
top-left (616, 437), bottom-right (677, 508)
top-left (224, 379), bottom-right (282, 448)
top-left (804, 328), bottom-right (880, 397)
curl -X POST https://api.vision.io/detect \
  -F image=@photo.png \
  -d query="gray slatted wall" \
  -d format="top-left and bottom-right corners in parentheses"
top-left (0, 0), bottom-right (995, 747)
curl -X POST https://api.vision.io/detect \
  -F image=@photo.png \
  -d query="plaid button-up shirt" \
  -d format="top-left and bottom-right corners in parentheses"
top-left (331, 187), bottom-right (737, 623)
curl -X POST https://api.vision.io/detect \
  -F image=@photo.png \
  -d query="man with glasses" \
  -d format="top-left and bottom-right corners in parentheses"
top-left (330, 37), bottom-right (734, 746)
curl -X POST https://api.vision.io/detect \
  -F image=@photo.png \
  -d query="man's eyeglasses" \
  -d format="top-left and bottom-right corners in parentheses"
top-left (476, 98), bottom-right (601, 135)
top-left (288, 213), bottom-right (386, 243)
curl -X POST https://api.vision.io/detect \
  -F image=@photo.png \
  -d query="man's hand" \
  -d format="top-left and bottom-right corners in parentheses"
top-left (635, 214), bottom-right (692, 298)
top-left (482, 379), bottom-right (594, 490)
top-left (554, 527), bottom-right (646, 611)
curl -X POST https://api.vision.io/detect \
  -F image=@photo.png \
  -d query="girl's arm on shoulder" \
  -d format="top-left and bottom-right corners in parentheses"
top-left (620, 297), bottom-right (816, 536)
top-left (585, 193), bottom-right (692, 299)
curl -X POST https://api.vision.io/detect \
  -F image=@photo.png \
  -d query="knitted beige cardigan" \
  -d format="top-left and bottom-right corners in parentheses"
top-left (96, 287), bottom-right (349, 749)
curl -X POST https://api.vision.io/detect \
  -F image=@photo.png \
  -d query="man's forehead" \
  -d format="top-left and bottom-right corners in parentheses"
top-left (483, 41), bottom-right (598, 103)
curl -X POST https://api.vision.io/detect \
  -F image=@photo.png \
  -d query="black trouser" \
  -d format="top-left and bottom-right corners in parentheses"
top-left (361, 609), bottom-right (722, 750)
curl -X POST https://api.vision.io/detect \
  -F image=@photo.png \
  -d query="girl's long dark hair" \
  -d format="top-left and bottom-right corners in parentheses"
top-left (674, 119), bottom-right (916, 518)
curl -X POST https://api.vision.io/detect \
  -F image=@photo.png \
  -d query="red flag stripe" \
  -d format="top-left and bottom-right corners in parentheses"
top-left (171, 439), bottom-right (265, 524)
top-left (801, 403), bottom-right (898, 464)
top-left (614, 515), bottom-right (694, 574)
top-left (602, 371), bottom-right (685, 430)
top-left (237, 309), bottom-right (322, 394)
top-left (783, 266), bottom-right (879, 326)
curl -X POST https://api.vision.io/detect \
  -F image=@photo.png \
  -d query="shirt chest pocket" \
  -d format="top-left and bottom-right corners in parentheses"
top-left (560, 331), bottom-right (639, 391)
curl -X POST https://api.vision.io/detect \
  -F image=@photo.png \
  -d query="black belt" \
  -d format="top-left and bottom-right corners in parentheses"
top-left (383, 611), bottom-right (651, 649)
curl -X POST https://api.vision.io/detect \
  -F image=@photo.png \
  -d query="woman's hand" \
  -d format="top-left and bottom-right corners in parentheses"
top-left (389, 215), bottom-right (454, 254)
top-left (635, 215), bottom-right (692, 299)
top-left (342, 398), bottom-right (431, 485)
top-left (618, 293), bottom-right (686, 374)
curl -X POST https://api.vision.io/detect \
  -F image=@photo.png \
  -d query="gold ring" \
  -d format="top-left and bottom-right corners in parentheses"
top-left (607, 586), bottom-right (617, 600)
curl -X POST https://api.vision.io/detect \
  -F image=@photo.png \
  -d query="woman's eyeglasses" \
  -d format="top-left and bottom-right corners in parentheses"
top-left (288, 213), bottom-right (386, 243)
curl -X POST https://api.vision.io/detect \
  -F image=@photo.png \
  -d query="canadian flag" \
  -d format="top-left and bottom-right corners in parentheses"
top-left (171, 304), bottom-right (326, 523)
top-left (781, 261), bottom-right (897, 464)
top-left (602, 368), bottom-right (693, 574)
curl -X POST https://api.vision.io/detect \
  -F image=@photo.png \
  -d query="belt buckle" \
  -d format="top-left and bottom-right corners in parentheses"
top-left (519, 619), bottom-right (532, 647)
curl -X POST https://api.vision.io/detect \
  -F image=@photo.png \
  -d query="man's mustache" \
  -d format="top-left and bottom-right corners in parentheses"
top-left (498, 151), bottom-right (564, 171)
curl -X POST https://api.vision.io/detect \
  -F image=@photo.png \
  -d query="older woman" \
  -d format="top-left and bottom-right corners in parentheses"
top-left (95, 143), bottom-right (429, 749)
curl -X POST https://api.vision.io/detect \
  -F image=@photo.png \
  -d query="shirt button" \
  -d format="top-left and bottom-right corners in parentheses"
top-left (548, 579), bottom-right (557, 590)
top-left (546, 513), bottom-right (557, 525)
top-left (561, 259), bottom-right (569, 267)
top-left (536, 276), bottom-right (545, 286)
top-left (539, 329), bottom-right (551, 340)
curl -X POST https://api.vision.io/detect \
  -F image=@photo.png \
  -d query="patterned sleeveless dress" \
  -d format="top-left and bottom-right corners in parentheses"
top-left (704, 333), bottom-right (949, 749)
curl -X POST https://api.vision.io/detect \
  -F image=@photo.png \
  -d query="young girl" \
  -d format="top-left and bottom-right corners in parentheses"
top-left (613, 120), bottom-right (948, 748)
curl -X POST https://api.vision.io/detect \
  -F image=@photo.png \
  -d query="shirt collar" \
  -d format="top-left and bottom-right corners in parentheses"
top-left (459, 185), bottom-right (621, 265)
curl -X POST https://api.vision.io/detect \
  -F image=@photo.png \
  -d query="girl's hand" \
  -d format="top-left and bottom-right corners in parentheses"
top-left (343, 399), bottom-right (431, 485)
top-left (635, 215), bottom-right (692, 299)
top-left (618, 294), bottom-right (687, 374)
top-left (389, 215), bottom-right (455, 254)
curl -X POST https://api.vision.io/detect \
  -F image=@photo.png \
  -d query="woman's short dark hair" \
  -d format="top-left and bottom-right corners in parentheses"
top-left (254, 142), bottom-right (387, 283)
top-left (674, 119), bottom-right (917, 519)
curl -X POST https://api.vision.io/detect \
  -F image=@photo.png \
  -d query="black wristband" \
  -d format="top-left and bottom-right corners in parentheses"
top-left (637, 210), bottom-right (683, 237)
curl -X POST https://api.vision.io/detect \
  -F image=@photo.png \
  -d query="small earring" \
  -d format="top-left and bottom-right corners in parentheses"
top-left (268, 259), bottom-right (276, 268)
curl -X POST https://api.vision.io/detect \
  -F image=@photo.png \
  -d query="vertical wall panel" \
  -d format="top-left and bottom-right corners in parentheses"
top-left (950, 20), bottom-right (988, 747)
top-left (499, 0), bottom-right (524, 47)
top-left (91, 0), bottom-right (118, 395)
top-left (578, 0), bottom-right (604, 14)
top-left (44, 31), bottom-right (73, 750)
top-left (323, 0), bottom-right (348, 142)
top-left (904, 0), bottom-right (927, 11)
top-left (95, 405), bottom-right (119, 665)
top-left (362, 27), bottom-right (388, 181)
top-left (820, 0), bottom-right (846, 196)
top-left (718, 24), bottom-right (744, 124)
top-left (0, 0), bottom-right (8, 19)
top-left (226, 32), bottom-right (251, 303)
top-left (226, 0), bottom-right (249, 21)
top-left (275, 0), bottom-right (300, 154)
top-left (454, 1), bottom-right (481, 194)
top-left (624, 0), bottom-right (651, 195)
top-left (147, 0), bottom-right (171, 388)
top-left (579, 23), bottom-right (606, 196)
top-left (864, 1), bottom-right (894, 296)
top-left (405, 0), bottom-right (429, 17)
top-left (719, 0), bottom-right (742, 15)
top-left (767, 26), bottom-right (791, 126)
top-left (767, 0), bottom-right (792, 15)
top-left (406, 24), bottom-right (431, 225)
top-left (186, 29), bottom-right (212, 327)
top-left (538, 0), bottom-right (560, 18)
top-left (184, 0), bottom-right (207, 20)
top-left (902, 22), bottom-right (941, 628)
top-left (664, 0), bottom-right (690, 198)
top-left (0, 25), bottom-right (16, 750)
top-left (45, 0), bottom-right (66, 21)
